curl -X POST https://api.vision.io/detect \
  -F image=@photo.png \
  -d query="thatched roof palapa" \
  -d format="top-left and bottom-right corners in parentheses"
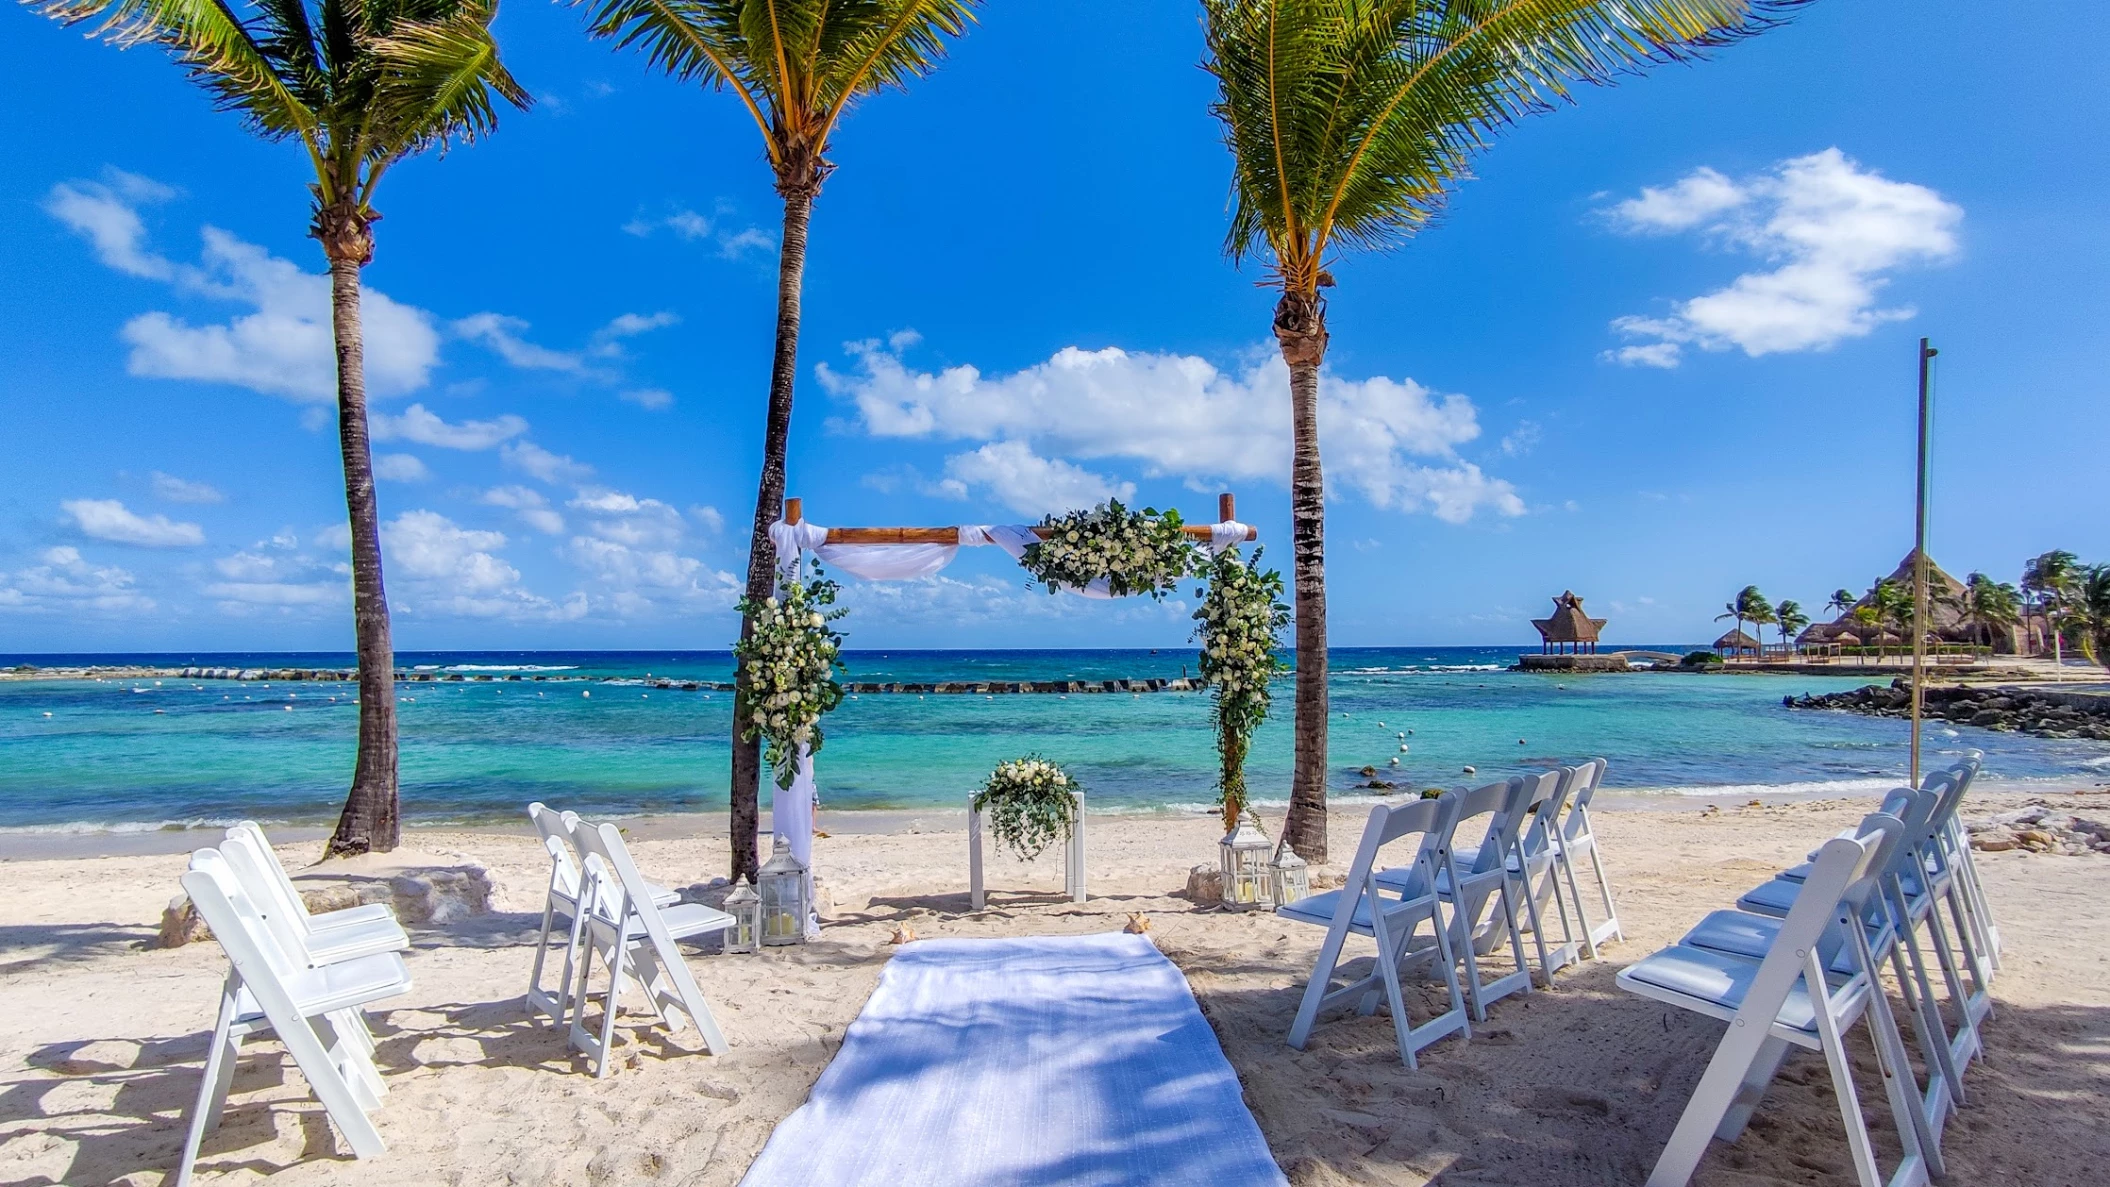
top-left (1532, 591), bottom-right (1607, 644)
top-left (1714, 628), bottom-right (1763, 651)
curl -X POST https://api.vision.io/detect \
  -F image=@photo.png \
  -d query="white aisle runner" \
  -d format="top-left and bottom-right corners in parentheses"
top-left (739, 933), bottom-right (1288, 1187)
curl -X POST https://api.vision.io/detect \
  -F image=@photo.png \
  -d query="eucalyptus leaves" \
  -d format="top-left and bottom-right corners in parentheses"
top-left (1020, 499), bottom-right (1197, 599)
top-left (1193, 547), bottom-right (1291, 826)
top-left (972, 755), bottom-right (1082, 860)
top-left (733, 569), bottom-right (847, 790)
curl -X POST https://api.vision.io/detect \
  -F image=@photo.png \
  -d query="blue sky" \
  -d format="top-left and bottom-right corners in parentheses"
top-left (3, 1), bottom-right (2105, 654)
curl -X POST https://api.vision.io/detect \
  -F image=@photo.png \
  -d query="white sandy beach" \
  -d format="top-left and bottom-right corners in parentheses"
top-left (3, 790), bottom-right (2107, 1186)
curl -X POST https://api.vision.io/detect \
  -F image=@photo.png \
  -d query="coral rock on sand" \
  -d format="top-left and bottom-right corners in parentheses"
top-left (1185, 865), bottom-right (1223, 907)
top-left (1968, 802), bottom-right (2110, 856)
top-left (1124, 912), bottom-right (1151, 934)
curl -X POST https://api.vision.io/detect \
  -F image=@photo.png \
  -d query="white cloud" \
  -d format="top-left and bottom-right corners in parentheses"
top-left (623, 206), bottom-right (774, 258)
top-left (480, 485), bottom-right (565, 534)
top-left (373, 453), bottom-right (432, 482)
top-left (567, 487), bottom-right (687, 547)
top-left (1604, 149), bottom-right (1962, 367)
top-left (502, 441), bottom-right (594, 483)
top-left (381, 510), bottom-right (583, 621)
top-left (598, 311), bottom-right (680, 343)
top-left (369, 403), bottom-right (527, 450)
top-left (452, 313), bottom-right (588, 374)
top-left (151, 471), bottom-right (224, 503)
top-left (821, 339), bottom-right (1523, 523)
top-left (61, 498), bottom-right (204, 547)
top-left (937, 440), bottom-right (1135, 516)
top-left (43, 170), bottom-right (180, 280)
top-left (554, 487), bottom-right (739, 616)
top-left (1498, 421), bottom-right (1542, 457)
top-left (203, 550), bottom-right (341, 610)
top-left (0, 546), bottom-right (153, 614)
top-left (689, 504), bottom-right (725, 534)
top-left (620, 387), bottom-right (674, 410)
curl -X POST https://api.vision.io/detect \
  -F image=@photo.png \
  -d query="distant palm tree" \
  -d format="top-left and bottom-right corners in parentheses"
top-left (1872, 578), bottom-right (1914, 662)
top-left (1948, 572), bottom-right (2019, 650)
top-left (2022, 549), bottom-right (2080, 663)
top-left (578, 0), bottom-right (977, 881)
top-left (1775, 599), bottom-right (1809, 653)
top-left (1199, 0), bottom-right (1804, 860)
top-left (1826, 588), bottom-right (1858, 618)
top-left (1850, 602), bottom-right (1884, 660)
top-left (32, 0), bottom-right (529, 856)
top-left (2066, 563), bottom-right (2110, 668)
top-left (1715, 584), bottom-right (1768, 657)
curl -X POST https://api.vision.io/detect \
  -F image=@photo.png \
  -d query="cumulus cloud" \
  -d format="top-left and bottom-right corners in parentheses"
top-left (204, 549), bottom-right (343, 610)
top-left (0, 546), bottom-right (153, 614)
top-left (61, 498), bottom-right (204, 547)
top-left (556, 486), bottom-right (739, 616)
top-left (151, 471), bottom-right (224, 503)
top-left (370, 403), bottom-right (527, 450)
top-left (44, 171), bottom-right (442, 402)
top-left (821, 339), bottom-right (1522, 523)
top-left (381, 509), bottom-right (584, 620)
top-left (480, 485), bottom-right (566, 534)
top-left (1604, 149), bottom-right (1962, 367)
top-left (619, 387), bottom-right (674, 410)
top-left (452, 313), bottom-right (589, 374)
top-left (373, 453), bottom-right (432, 482)
top-left (503, 441), bottom-right (594, 483)
top-left (936, 441), bottom-right (1135, 516)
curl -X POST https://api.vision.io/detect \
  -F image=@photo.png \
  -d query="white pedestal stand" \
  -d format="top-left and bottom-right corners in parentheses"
top-left (968, 794), bottom-right (1086, 911)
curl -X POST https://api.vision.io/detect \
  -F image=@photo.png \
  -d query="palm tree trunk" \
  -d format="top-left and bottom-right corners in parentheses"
top-left (729, 187), bottom-right (815, 884)
top-left (1276, 292), bottom-right (1329, 863)
top-left (322, 245), bottom-right (400, 857)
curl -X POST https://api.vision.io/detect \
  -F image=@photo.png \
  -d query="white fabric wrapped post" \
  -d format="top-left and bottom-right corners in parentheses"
top-left (967, 793), bottom-right (1087, 911)
top-left (769, 745), bottom-right (822, 939)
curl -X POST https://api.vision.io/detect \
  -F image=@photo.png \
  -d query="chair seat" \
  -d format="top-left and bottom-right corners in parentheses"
top-left (1278, 886), bottom-right (1437, 932)
top-left (1371, 867), bottom-right (1435, 897)
top-left (1617, 944), bottom-right (1820, 1034)
top-left (307, 903), bottom-right (400, 932)
top-left (588, 902), bottom-right (736, 946)
top-left (234, 952), bottom-right (413, 1024)
top-left (646, 883), bottom-right (681, 908)
top-left (303, 917), bottom-right (411, 965)
top-left (1744, 871), bottom-right (1923, 918)
top-left (1681, 909), bottom-right (1861, 976)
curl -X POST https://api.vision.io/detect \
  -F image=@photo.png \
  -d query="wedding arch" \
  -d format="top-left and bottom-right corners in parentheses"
top-left (755, 493), bottom-right (1261, 935)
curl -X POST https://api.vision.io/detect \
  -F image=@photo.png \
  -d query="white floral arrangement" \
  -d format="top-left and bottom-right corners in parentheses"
top-left (1019, 499), bottom-right (1197, 600)
top-left (972, 755), bottom-right (1082, 860)
top-left (1193, 546), bottom-right (1290, 826)
top-left (733, 568), bottom-right (848, 790)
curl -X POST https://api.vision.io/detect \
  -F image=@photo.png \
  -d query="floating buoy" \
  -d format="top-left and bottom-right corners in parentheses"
top-left (1388, 757), bottom-right (1400, 766)
top-left (1378, 721), bottom-right (1385, 727)
top-left (1556, 684), bottom-right (1566, 690)
top-left (1399, 744), bottom-right (1410, 752)
top-left (1518, 739), bottom-right (1526, 745)
top-left (155, 709), bottom-right (165, 715)
top-left (42, 711), bottom-right (52, 717)
top-left (1396, 732), bottom-right (1405, 740)
top-left (1407, 729), bottom-right (1414, 735)
top-left (582, 690), bottom-right (592, 698)
top-left (1463, 765), bottom-right (1476, 775)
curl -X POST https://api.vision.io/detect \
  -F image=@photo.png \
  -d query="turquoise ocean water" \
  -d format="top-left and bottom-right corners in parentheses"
top-left (3, 648), bottom-right (2107, 833)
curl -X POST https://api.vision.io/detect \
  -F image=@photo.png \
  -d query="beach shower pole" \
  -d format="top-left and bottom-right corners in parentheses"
top-left (1910, 337), bottom-right (1938, 787)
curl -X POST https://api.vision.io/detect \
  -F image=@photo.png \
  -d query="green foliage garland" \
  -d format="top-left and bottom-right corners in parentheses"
top-left (733, 567), bottom-right (847, 790)
top-left (972, 755), bottom-right (1081, 861)
top-left (1193, 546), bottom-right (1290, 827)
top-left (1019, 499), bottom-right (1197, 600)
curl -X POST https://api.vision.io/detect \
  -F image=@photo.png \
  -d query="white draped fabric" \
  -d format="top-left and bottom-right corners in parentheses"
top-left (769, 744), bottom-right (822, 939)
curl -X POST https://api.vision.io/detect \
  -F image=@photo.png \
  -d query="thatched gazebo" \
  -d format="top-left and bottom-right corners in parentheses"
top-left (1532, 591), bottom-right (1608, 655)
top-left (1714, 628), bottom-right (1762, 659)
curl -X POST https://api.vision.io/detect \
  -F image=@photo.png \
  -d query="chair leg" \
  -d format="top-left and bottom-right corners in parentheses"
top-left (1288, 917), bottom-right (1352, 1049)
top-left (1446, 892), bottom-right (1491, 1022)
top-left (1368, 905), bottom-right (1419, 1070)
top-left (1807, 975), bottom-right (1887, 1187)
top-left (1516, 866), bottom-right (1557, 985)
top-left (1558, 845), bottom-right (1601, 960)
top-left (1862, 968), bottom-right (1941, 1184)
top-left (1894, 918), bottom-right (1968, 1111)
top-left (1587, 841), bottom-right (1625, 943)
top-left (1714, 1035), bottom-right (1792, 1143)
top-left (593, 936), bottom-right (631, 1079)
top-left (1645, 1018), bottom-right (1793, 1186)
top-left (1495, 877), bottom-right (1534, 998)
top-left (177, 987), bottom-right (244, 1187)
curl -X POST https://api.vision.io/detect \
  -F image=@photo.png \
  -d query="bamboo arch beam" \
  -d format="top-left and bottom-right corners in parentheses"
top-left (781, 492), bottom-right (1257, 545)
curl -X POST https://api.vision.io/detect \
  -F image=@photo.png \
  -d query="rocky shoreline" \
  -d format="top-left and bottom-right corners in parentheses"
top-left (1787, 678), bottom-right (2110, 741)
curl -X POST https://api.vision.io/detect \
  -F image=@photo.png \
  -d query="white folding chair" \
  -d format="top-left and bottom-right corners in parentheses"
top-left (1684, 795), bottom-right (1955, 1178)
top-left (1380, 777), bottom-right (1536, 1020)
top-left (1495, 768), bottom-right (1582, 982)
top-left (1278, 794), bottom-right (1469, 1068)
top-left (1550, 757), bottom-right (1623, 956)
top-left (1933, 752), bottom-right (1998, 969)
top-left (1620, 818), bottom-right (1932, 1187)
top-left (567, 821), bottom-right (733, 1077)
top-left (219, 828), bottom-right (408, 965)
top-left (526, 804), bottom-right (681, 1028)
top-left (175, 850), bottom-right (411, 1186)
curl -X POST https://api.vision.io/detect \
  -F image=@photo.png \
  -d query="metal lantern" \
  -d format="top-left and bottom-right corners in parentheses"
top-left (757, 834), bottom-right (810, 945)
top-left (1270, 841), bottom-right (1309, 907)
top-left (722, 876), bottom-right (761, 954)
top-left (1219, 811), bottom-right (1274, 909)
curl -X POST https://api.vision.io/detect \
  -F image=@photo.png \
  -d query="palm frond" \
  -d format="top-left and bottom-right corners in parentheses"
top-left (1204, 0), bottom-right (1811, 286)
top-left (365, 0), bottom-right (530, 163)
top-left (29, 0), bottom-right (322, 141)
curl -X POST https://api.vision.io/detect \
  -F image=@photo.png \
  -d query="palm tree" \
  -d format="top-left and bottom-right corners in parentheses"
top-left (1826, 588), bottom-right (1857, 618)
top-left (578, 0), bottom-right (976, 881)
top-left (1850, 602), bottom-right (1883, 660)
top-left (1871, 578), bottom-right (1913, 662)
top-left (34, 0), bottom-right (529, 856)
top-left (1947, 572), bottom-right (2019, 651)
top-left (1200, 0), bottom-right (1804, 859)
top-left (1774, 599), bottom-right (1809, 654)
top-left (2064, 563), bottom-right (2110, 668)
top-left (1715, 584), bottom-right (1767, 657)
top-left (2022, 549), bottom-right (2079, 663)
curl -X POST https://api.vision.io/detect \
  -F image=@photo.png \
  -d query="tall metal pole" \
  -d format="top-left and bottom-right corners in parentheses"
top-left (1910, 337), bottom-right (1937, 787)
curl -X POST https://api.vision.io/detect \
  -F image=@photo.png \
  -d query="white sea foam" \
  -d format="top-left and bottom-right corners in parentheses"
top-left (0, 817), bottom-right (249, 835)
top-left (444, 664), bottom-right (579, 672)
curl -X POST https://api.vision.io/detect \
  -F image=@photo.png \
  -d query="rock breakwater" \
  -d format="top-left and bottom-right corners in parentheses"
top-left (1786, 679), bottom-right (2110, 741)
